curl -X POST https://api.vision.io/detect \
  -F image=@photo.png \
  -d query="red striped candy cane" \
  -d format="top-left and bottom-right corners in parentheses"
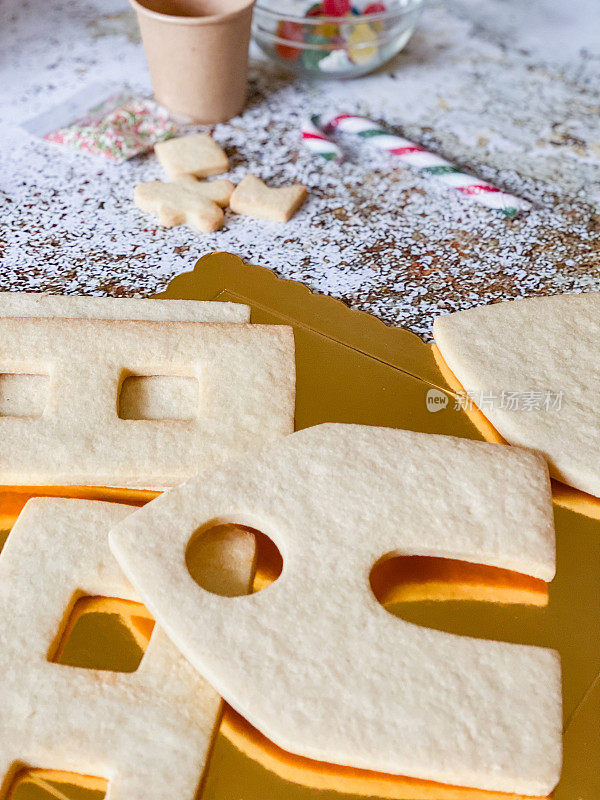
top-left (315, 112), bottom-right (531, 217)
top-left (301, 116), bottom-right (343, 162)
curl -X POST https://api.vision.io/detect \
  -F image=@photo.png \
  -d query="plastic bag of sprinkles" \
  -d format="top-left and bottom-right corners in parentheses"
top-left (22, 83), bottom-right (177, 163)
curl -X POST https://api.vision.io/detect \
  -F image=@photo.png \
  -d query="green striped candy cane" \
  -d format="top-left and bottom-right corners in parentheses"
top-left (314, 112), bottom-right (531, 217)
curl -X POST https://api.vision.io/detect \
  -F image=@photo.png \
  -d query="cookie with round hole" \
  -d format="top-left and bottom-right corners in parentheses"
top-left (110, 423), bottom-right (561, 796)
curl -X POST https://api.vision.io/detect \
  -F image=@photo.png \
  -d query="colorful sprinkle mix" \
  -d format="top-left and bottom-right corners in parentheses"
top-left (44, 94), bottom-right (176, 163)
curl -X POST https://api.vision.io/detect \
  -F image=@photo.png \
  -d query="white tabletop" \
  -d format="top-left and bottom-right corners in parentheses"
top-left (1, 0), bottom-right (599, 338)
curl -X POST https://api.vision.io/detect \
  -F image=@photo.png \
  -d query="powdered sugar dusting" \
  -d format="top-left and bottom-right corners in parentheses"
top-left (1, 0), bottom-right (599, 339)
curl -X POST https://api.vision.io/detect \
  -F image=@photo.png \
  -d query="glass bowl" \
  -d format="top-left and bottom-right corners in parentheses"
top-left (252, 0), bottom-right (425, 79)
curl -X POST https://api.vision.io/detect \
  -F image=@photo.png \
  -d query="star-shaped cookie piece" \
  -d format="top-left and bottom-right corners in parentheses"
top-left (155, 134), bottom-right (229, 179)
top-left (134, 180), bottom-right (226, 233)
top-left (175, 176), bottom-right (235, 206)
top-left (230, 175), bottom-right (307, 222)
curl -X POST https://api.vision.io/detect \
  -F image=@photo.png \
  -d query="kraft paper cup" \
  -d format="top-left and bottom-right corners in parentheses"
top-left (131, 0), bottom-right (256, 123)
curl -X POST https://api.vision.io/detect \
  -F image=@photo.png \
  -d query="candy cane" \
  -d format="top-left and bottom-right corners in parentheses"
top-left (301, 116), bottom-right (343, 162)
top-left (314, 112), bottom-right (531, 216)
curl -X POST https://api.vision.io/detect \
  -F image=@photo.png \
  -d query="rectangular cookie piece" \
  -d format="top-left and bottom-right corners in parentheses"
top-left (0, 292), bottom-right (251, 438)
top-left (0, 292), bottom-right (249, 322)
top-left (0, 318), bottom-right (295, 488)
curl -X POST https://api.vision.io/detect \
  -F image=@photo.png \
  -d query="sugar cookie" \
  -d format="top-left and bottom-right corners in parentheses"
top-left (175, 176), bottom-right (235, 206)
top-left (134, 180), bottom-right (224, 232)
top-left (154, 133), bottom-right (229, 179)
top-left (0, 291), bottom-right (249, 323)
top-left (433, 292), bottom-right (600, 497)
top-left (0, 291), bottom-right (250, 437)
top-left (229, 174), bottom-right (307, 222)
top-left (0, 317), bottom-right (295, 488)
top-left (110, 424), bottom-right (561, 796)
top-left (0, 498), bottom-right (255, 799)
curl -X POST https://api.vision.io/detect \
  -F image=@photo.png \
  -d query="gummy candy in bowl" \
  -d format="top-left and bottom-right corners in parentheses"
top-left (252, 0), bottom-right (425, 78)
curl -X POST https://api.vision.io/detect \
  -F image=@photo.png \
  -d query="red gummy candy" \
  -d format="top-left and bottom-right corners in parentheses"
top-left (306, 3), bottom-right (324, 16)
top-left (322, 0), bottom-right (351, 16)
top-left (276, 19), bottom-right (304, 60)
top-left (364, 2), bottom-right (387, 12)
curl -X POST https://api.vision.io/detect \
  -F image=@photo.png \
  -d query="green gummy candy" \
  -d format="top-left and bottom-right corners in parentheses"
top-left (302, 34), bottom-right (329, 70)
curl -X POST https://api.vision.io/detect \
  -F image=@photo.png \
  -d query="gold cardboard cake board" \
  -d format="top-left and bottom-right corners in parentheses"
top-left (156, 253), bottom-right (480, 439)
top-left (3, 252), bottom-right (598, 800)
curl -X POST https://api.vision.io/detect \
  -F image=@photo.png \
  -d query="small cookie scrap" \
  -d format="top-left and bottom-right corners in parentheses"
top-left (230, 175), bottom-right (307, 222)
top-left (134, 180), bottom-right (225, 232)
top-left (155, 133), bottom-right (229, 179)
top-left (175, 175), bottom-right (235, 206)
